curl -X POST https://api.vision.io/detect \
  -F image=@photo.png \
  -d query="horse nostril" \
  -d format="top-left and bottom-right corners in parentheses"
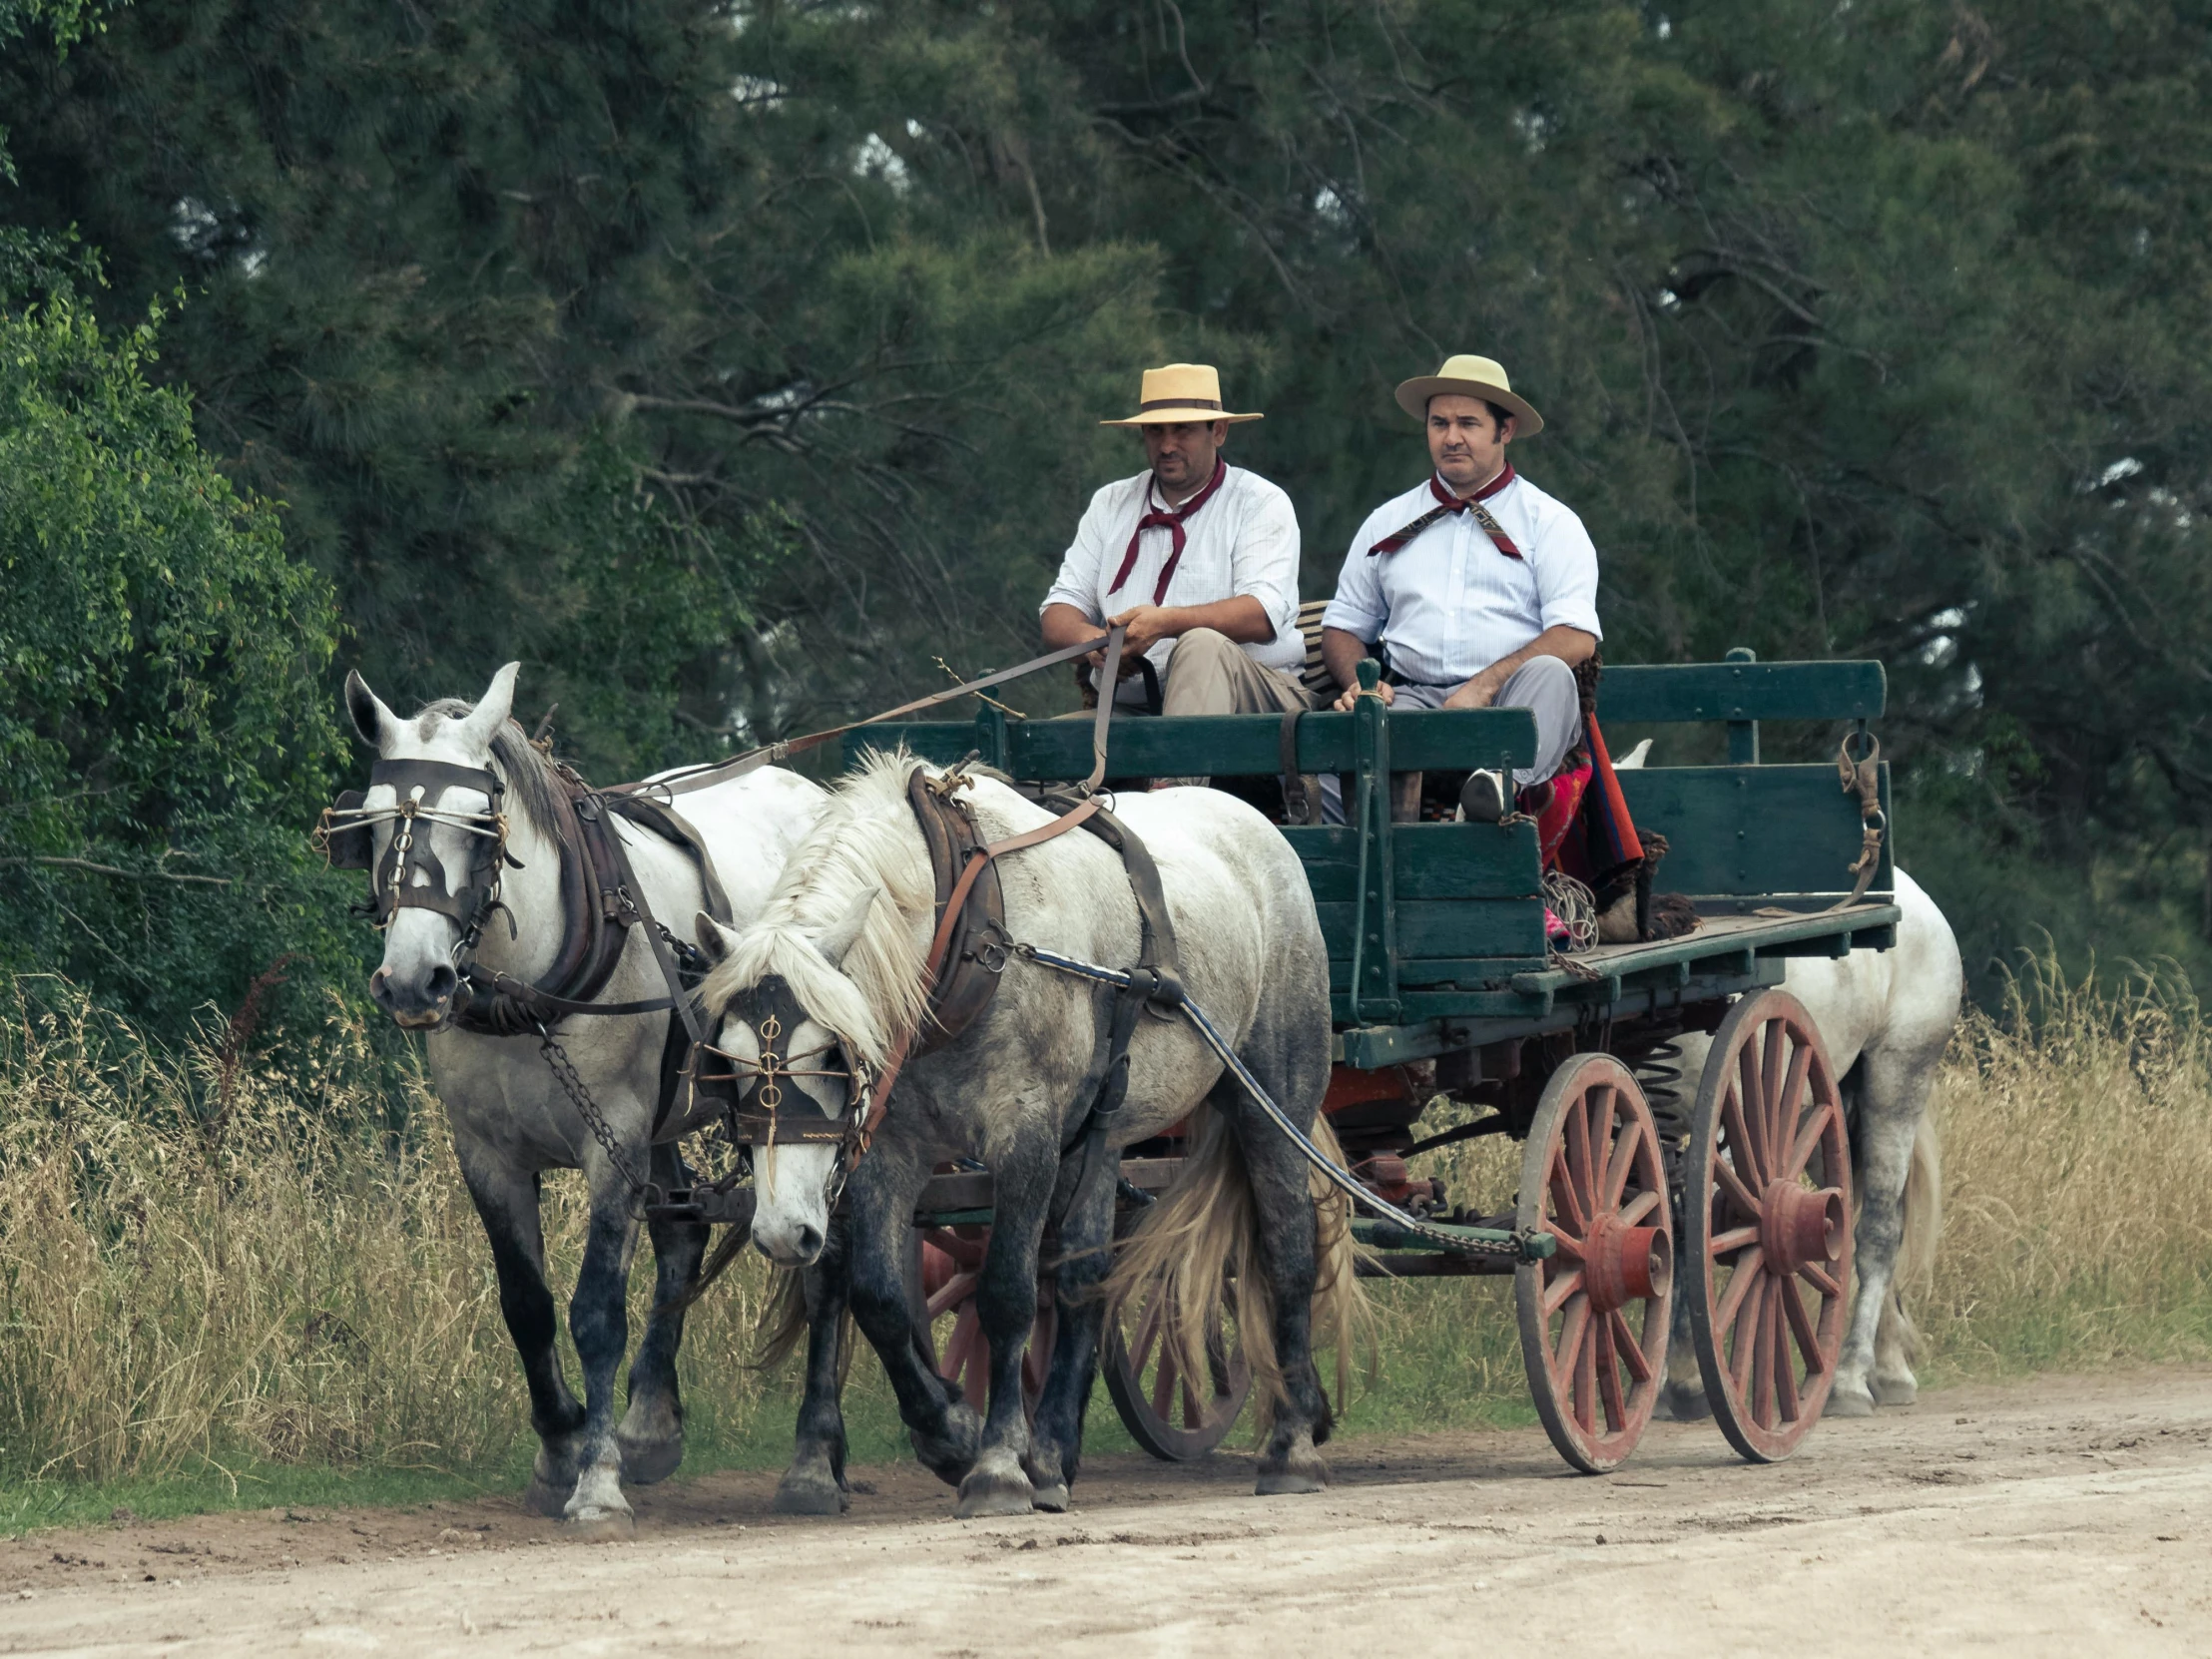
top-left (796, 1225), bottom-right (824, 1260)
top-left (369, 966), bottom-right (395, 1008)
top-left (424, 963), bottom-right (458, 1005)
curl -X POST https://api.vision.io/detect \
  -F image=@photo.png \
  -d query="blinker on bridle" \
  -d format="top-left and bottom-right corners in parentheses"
top-left (692, 1006), bottom-right (872, 1158)
top-left (315, 759), bottom-right (517, 963)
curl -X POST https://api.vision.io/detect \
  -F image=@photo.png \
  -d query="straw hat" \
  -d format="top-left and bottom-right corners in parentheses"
top-left (1393, 353), bottom-right (1544, 435)
top-left (1101, 362), bottom-right (1263, 427)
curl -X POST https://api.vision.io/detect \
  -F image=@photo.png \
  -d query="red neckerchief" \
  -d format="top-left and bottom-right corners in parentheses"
top-left (1105, 458), bottom-right (1229, 606)
top-left (1368, 463), bottom-right (1522, 559)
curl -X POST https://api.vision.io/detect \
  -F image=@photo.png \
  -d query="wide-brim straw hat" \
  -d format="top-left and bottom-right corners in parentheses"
top-left (1101, 362), bottom-right (1263, 426)
top-left (1393, 353), bottom-right (1544, 435)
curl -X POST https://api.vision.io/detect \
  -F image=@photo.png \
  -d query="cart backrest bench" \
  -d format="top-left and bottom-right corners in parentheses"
top-left (851, 653), bottom-right (1891, 1026)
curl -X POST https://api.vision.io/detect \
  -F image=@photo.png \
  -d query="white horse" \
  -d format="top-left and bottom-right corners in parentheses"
top-left (694, 755), bottom-right (1362, 1517)
top-left (341, 663), bottom-right (826, 1532)
top-left (1613, 742), bottom-right (1962, 1418)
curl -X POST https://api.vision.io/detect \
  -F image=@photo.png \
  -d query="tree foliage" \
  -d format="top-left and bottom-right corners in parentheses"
top-left (3, 0), bottom-right (2209, 1000)
top-left (0, 291), bottom-right (358, 1028)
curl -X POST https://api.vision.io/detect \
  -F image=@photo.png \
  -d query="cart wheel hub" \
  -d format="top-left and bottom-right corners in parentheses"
top-left (1583, 1218), bottom-right (1671, 1315)
top-left (1760, 1182), bottom-right (1844, 1277)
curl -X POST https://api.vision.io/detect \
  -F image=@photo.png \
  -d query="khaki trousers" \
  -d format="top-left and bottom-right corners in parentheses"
top-left (1158, 627), bottom-right (1315, 717)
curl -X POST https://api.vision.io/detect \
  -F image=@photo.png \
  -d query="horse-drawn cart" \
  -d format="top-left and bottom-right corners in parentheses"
top-left (858, 650), bottom-right (1896, 1477)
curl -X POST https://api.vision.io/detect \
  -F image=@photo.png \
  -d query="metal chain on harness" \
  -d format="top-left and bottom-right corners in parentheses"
top-left (1009, 941), bottom-right (1551, 1263)
top-left (535, 1019), bottom-right (659, 1211)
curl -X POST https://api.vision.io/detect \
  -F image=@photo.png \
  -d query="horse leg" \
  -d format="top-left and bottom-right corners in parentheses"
top-left (1024, 1149), bottom-right (1117, 1513)
top-left (561, 1164), bottom-right (645, 1535)
top-left (457, 1158), bottom-right (588, 1516)
top-left (1218, 1007), bottom-right (1336, 1495)
top-left (1833, 1050), bottom-right (1936, 1414)
top-left (615, 1142), bottom-right (707, 1486)
top-left (773, 1216), bottom-right (854, 1515)
top-left (843, 1159), bottom-right (980, 1489)
top-left (954, 1135), bottom-right (1058, 1519)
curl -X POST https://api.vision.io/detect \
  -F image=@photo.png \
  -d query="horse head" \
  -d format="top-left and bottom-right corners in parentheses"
top-left (696, 886), bottom-right (882, 1268)
top-left (342, 662), bottom-right (522, 1029)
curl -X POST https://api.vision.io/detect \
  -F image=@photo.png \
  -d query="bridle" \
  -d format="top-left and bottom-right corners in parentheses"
top-left (314, 759), bottom-right (516, 965)
top-left (692, 987), bottom-right (878, 1169)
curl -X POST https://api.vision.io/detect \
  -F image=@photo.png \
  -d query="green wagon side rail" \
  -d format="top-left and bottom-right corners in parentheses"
top-left (850, 650), bottom-right (1896, 1066)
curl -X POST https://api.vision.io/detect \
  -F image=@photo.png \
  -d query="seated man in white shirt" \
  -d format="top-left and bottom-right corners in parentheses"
top-left (1040, 363), bottom-right (1311, 719)
top-left (1320, 354), bottom-right (1598, 821)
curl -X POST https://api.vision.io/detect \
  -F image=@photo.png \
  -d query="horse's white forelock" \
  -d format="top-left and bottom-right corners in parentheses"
top-left (699, 750), bottom-right (935, 1067)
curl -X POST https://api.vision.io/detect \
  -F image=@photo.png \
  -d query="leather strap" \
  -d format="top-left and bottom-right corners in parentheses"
top-left (623, 628), bottom-right (1125, 800)
top-left (1280, 709), bottom-right (1322, 827)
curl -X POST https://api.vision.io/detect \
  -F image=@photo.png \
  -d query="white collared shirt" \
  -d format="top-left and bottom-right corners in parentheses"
top-left (1042, 464), bottom-right (1306, 689)
top-left (1321, 469), bottom-right (1602, 686)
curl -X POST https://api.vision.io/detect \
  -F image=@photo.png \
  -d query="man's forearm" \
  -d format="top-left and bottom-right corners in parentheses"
top-left (1152, 595), bottom-right (1275, 644)
top-left (1322, 626), bottom-right (1374, 690)
top-left (1470, 625), bottom-right (1597, 691)
top-left (1041, 602), bottom-right (1102, 650)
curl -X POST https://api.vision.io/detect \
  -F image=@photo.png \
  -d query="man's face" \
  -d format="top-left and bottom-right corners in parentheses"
top-left (1142, 419), bottom-right (1227, 499)
top-left (1427, 395), bottom-right (1514, 493)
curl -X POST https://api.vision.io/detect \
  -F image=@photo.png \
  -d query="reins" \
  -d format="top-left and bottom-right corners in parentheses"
top-left (609, 628), bottom-right (1126, 802)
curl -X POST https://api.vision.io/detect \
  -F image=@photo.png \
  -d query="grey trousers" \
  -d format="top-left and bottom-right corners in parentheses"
top-left (1387, 656), bottom-right (1584, 786)
top-left (1321, 655), bottom-right (1584, 824)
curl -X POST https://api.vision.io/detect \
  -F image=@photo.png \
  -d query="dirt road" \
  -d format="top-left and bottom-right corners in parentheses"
top-left (4, 1368), bottom-right (2207, 1657)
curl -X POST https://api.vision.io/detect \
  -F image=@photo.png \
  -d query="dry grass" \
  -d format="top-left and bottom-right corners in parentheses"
top-left (1917, 954), bottom-right (2212, 1374)
top-left (3, 953), bottom-right (2208, 1495)
top-left (0, 979), bottom-right (793, 1486)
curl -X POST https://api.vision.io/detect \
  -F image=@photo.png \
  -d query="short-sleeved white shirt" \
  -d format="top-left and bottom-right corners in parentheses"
top-left (1321, 469), bottom-right (1602, 687)
top-left (1042, 465), bottom-right (1305, 694)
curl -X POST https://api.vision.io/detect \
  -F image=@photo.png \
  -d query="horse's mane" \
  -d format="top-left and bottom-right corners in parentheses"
top-left (698, 750), bottom-right (935, 1066)
top-left (413, 696), bottom-right (564, 841)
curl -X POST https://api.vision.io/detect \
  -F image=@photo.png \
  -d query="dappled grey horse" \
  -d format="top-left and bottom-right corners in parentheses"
top-left (338, 663), bottom-right (826, 1532)
top-left (695, 754), bottom-right (1360, 1517)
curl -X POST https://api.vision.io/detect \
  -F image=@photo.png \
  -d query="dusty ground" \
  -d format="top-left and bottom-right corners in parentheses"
top-left (3, 1368), bottom-right (2208, 1657)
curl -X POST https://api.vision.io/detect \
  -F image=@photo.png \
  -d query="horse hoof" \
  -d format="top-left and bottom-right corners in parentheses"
top-left (1029, 1480), bottom-right (1070, 1513)
top-left (772, 1473), bottom-right (850, 1516)
top-left (563, 1505), bottom-right (636, 1540)
top-left (952, 1468), bottom-right (1035, 1519)
top-left (522, 1472), bottom-right (573, 1518)
top-left (1655, 1382), bottom-right (1712, 1422)
top-left (618, 1434), bottom-right (684, 1487)
top-left (1255, 1446), bottom-right (1328, 1496)
top-left (1825, 1382), bottom-right (1877, 1418)
top-left (1872, 1375), bottom-right (1920, 1407)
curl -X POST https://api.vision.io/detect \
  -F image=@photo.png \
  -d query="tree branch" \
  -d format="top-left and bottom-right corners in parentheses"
top-left (1, 856), bottom-right (233, 886)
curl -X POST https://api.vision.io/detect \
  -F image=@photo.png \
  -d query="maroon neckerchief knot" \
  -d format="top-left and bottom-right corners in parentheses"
top-left (1368, 463), bottom-right (1523, 560)
top-left (1105, 457), bottom-right (1230, 606)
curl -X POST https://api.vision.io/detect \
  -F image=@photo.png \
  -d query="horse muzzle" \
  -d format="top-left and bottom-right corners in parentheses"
top-left (371, 962), bottom-right (465, 1029)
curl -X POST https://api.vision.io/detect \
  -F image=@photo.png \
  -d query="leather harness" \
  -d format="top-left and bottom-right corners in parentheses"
top-left (319, 751), bottom-right (736, 1138)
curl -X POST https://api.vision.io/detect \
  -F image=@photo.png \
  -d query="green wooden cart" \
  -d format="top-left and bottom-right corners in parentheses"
top-left (856, 649), bottom-right (1897, 1475)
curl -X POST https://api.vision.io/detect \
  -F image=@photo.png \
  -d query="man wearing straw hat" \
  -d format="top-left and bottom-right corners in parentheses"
top-left (1320, 353), bottom-right (1600, 821)
top-left (1040, 363), bottom-right (1311, 718)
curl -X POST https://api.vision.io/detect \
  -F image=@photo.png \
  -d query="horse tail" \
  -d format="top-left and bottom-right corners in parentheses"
top-left (753, 1264), bottom-right (810, 1370)
top-left (1103, 1104), bottom-right (1374, 1436)
top-left (1886, 1110), bottom-right (1944, 1361)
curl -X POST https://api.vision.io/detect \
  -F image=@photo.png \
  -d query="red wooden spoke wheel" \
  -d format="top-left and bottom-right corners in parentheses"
top-left (1514, 1052), bottom-right (1675, 1473)
top-left (920, 1227), bottom-right (1055, 1416)
top-left (1685, 988), bottom-right (1854, 1462)
top-left (1103, 1266), bottom-right (1251, 1461)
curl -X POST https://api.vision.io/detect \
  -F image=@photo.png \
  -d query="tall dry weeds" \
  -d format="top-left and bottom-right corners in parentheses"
top-left (5, 952), bottom-right (2208, 1488)
top-left (0, 979), bottom-right (783, 1484)
top-left (1919, 953), bottom-right (2212, 1372)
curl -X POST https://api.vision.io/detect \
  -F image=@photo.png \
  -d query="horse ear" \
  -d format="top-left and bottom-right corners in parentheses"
top-left (812, 885), bottom-right (879, 970)
top-left (1615, 738), bottom-right (1653, 771)
top-left (345, 669), bottom-right (396, 750)
top-left (694, 910), bottom-right (744, 964)
top-left (456, 662), bottom-right (522, 754)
